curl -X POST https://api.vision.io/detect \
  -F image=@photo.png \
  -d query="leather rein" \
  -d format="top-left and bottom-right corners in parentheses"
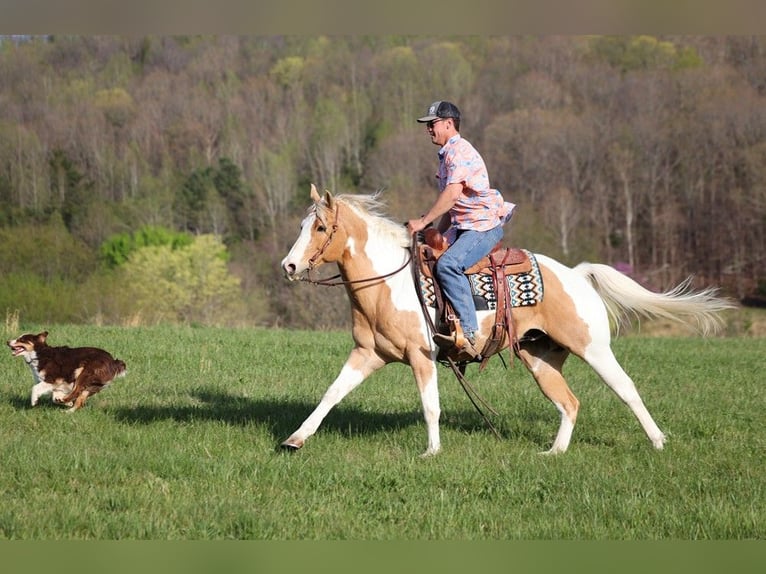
top-left (410, 233), bottom-right (503, 439)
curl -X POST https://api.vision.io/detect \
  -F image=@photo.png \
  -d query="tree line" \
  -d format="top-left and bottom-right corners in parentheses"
top-left (0, 35), bottom-right (763, 328)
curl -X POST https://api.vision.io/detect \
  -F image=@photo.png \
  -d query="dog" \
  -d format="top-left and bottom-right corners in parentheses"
top-left (7, 331), bottom-right (126, 412)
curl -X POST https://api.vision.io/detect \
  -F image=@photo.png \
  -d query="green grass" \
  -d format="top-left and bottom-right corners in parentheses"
top-left (0, 324), bottom-right (763, 539)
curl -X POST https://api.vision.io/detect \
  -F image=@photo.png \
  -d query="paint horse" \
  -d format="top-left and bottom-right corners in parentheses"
top-left (280, 185), bottom-right (733, 456)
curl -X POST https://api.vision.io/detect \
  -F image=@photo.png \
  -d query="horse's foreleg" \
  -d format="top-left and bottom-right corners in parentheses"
top-left (281, 348), bottom-right (385, 451)
top-left (584, 344), bottom-right (666, 449)
top-left (410, 353), bottom-right (441, 457)
top-left (517, 339), bottom-right (579, 454)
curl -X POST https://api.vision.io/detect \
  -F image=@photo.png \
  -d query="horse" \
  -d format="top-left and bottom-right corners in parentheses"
top-left (280, 184), bottom-right (734, 457)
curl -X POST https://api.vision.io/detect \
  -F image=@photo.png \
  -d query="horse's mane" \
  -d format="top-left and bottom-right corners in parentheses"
top-left (321, 193), bottom-right (411, 248)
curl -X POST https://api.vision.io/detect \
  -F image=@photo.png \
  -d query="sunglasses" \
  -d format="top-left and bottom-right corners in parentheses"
top-left (426, 118), bottom-right (448, 129)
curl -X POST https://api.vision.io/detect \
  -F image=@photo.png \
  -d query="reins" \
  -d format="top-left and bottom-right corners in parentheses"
top-left (410, 233), bottom-right (502, 440)
top-left (299, 259), bottom-right (413, 287)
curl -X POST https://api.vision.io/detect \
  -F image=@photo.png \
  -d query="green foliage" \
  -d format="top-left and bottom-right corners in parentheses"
top-left (0, 214), bottom-right (96, 281)
top-left (175, 168), bottom-right (213, 231)
top-left (374, 45), bottom-right (421, 128)
top-left (174, 157), bottom-right (249, 238)
top-left (419, 41), bottom-right (475, 105)
top-left (120, 234), bottom-right (242, 325)
top-left (587, 35), bottom-right (702, 72)
top-left (269, 56), bottom-right (305, 88)
top-left (100, 225), bottom-right (192, 269)
top-left (48, 148), bottom-right (95, 232)
top-left (0, 272), bottom-right (84, 324)
top-left (214, 157), bottom-right (249, 234)
top-left (674, 46), bottom-right (704, 70)
top-left (93, 87), bottom-right (135, 127)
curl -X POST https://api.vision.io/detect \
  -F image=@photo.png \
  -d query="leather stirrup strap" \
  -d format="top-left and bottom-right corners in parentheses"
top-left (479, 249), bottom-right (519, 370)
top-left (495, 250), bottom-right (520, 357)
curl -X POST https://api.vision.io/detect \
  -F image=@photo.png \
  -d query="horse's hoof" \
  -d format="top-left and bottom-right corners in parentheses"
top-left (278, 441), bottom-right (302, 452)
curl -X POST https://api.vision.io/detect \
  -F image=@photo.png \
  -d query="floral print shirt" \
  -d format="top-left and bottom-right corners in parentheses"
top-left (437, 134), bottom-right (515, 231)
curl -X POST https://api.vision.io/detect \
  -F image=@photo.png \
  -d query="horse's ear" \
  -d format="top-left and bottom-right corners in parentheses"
top-left (323, 190), bottom-right (334, 208)
top-left (310, 183), bottom-right (321, 203)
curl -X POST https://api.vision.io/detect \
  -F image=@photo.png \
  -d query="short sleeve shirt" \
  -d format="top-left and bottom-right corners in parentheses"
top-left (437, 134), bottom-right (515, 231)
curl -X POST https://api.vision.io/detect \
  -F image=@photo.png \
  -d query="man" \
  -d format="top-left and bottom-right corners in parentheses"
top-left (407, 100), bottom-right (515, 359)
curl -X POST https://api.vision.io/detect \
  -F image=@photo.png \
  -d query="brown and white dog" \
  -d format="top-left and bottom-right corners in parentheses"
top-left (7, 331), bottom-right (126, 412)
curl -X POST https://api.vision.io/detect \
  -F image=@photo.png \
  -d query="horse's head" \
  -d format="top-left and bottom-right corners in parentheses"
top-left (281, 184), bottom-right (347, 280)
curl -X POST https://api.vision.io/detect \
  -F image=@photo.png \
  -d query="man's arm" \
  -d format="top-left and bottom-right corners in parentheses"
top-left (407, 182), bottom-right (463, 233)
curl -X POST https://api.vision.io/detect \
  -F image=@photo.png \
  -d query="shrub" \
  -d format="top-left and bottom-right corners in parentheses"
top-left (120, 234), bottom-right (244, 325)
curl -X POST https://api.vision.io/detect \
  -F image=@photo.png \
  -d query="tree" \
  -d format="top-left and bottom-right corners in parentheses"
top-left (121, 234), bottom-right (243, 325)
top-left (213, 156), bottom-right (249, 238)
top-left (174, 157), bottom-right (247, 238)
top-left (308, 94), bottom-right (347, 192)
top-left (587, 35), bottom-right (701, 73)
top-left (372, 45), bottom-right (421, 131)
top-left (99, 224), bottom-right (192, 268)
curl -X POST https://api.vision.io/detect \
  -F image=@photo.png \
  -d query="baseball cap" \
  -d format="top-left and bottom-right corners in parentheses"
top-left (417, 101), bottom-right (461, 123)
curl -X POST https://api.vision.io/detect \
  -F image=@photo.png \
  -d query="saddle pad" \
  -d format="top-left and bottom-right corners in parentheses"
top-left (419, 249), bottom-right (544, 309)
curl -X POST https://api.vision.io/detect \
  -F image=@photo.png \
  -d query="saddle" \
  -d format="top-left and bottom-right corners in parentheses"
top-left (416, 228), bottom-right (529, 367)
top-left (418, 228), bottom-right (532, 279)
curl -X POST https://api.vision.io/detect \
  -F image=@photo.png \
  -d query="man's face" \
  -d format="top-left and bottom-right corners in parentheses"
top-left (425, 117), bottom-right (452, 146)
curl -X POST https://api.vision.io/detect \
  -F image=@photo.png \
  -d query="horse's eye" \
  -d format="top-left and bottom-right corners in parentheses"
top-left (317, 225), bottom-right (326, 233)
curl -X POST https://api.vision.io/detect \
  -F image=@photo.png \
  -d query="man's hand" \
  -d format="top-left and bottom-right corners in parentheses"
top-left (406, 217), bottom-right (427, 234)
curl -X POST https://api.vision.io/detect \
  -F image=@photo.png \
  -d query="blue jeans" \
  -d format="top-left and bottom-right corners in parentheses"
top-left (434, 225), bottom-right (504, 336)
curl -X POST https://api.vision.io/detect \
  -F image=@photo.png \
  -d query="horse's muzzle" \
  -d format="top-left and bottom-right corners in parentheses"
top-left (282, 262), bottom-right (298, 281)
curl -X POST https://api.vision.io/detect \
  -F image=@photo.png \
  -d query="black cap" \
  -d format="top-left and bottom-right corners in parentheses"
top-left (417, 101), bottom-right (461, 123)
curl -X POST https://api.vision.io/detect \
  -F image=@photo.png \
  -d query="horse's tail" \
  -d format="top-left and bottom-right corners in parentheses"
top-left (573, 262), bottom-right (736, 336)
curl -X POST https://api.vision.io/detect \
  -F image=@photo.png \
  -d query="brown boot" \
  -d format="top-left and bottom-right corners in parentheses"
top-left (460, 335), bottom-right (481, 360)
top-left (434, 332), bottom-right (481, 360)
top-left (432, 332), bottom-right (456, 349)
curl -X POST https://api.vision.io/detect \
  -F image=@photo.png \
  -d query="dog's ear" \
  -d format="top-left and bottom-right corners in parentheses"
top-left (37, 331), bottom-right (48, 342)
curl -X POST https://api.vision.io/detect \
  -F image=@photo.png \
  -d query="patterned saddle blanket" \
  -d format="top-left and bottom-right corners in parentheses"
top-left (417, 246), bottom-right (544, 311)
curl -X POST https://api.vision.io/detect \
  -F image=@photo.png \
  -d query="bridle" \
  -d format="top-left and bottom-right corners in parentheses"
top-left (298, 202), bottom-right (412, 287)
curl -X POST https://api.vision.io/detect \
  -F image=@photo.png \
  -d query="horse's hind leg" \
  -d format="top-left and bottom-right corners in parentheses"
top-left (583, 343), bottom-right (666, 449)
top-left (517, 337), bottom-right (579, 454)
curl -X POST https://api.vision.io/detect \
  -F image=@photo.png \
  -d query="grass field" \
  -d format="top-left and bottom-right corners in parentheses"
top-left (0, 322), bottom-right (763, 539)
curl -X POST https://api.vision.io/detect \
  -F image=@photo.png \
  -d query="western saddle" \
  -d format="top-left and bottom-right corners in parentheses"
top-left (415, 228), bottom-right (531, 368)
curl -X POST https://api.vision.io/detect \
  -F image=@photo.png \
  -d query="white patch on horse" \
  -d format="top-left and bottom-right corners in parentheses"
top-left (546, 401), bottom-right (575, 455)
top-left (281, 212), bottom-right (318, 279)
